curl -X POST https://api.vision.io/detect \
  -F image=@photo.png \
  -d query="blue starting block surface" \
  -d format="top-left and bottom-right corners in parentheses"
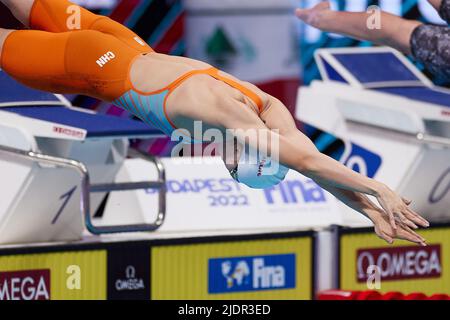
top-left (316, 48), bottom-right (450, 108)
top-left (331, 52), bottom-right (421, 84)
top-left (0, 72), bottom-right (63, 106)
top-left (0, 71), bottom-right (163, 138)
top-left (2, 106), bottom-right (162, 138)
top-left (316, 49), bottom-right (428, 87)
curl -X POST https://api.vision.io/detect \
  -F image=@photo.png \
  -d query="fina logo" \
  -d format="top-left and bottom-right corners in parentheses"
top-left (222, 260), bottom-right (251, 289)
top-left (115, 265), bottom-right (145, 292)
top-left (208, 254), bottom-right (296, 294)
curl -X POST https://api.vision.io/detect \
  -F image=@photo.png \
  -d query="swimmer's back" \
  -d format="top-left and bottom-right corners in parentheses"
top-left (130, 52), bottom-right (269, 112)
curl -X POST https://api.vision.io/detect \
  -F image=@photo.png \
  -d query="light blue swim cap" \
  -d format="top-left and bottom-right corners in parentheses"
top-left (231, 146), bottom-right (289, 189)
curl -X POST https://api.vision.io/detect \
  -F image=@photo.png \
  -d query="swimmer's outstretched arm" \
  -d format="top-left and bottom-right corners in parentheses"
top-left (256, 95), bottom-right (430, 233)
top-left (295, 1), bottom-right (422, 54)
top-left (315, 181), bottom-right (426, 245)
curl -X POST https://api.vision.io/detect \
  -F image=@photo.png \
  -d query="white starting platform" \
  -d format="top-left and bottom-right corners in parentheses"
top-left (0, 71), bottom-right (168, 244)
top-left (297, 47), bottom-right (450, 225)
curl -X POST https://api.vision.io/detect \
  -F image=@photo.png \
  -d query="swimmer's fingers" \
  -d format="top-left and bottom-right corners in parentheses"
top-left (401, 197), bottom-right (429, 228)
top-left (375, 230), bottom-right (394, 245)
top-left (395, 222), bottom-right (427, 246)
top-left (372, 211), bottom-right (425, 246)
top-left (396, 214), bottom-right (419, 230)
top-left (404, 207), bottom-right (430, 228)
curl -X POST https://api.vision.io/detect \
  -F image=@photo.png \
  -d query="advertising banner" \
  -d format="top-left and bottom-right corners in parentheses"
top-left (0, 250), bottom-right (107, 300)
top-left (151, 234), bottom-right (313, 300)
top-left (107, 244), bottom-right (151, 300)
top-left (339, 225), bottom-right (450, 295)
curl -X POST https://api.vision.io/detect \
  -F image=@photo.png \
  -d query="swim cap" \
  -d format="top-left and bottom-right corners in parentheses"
top-left (230, 146), bottom-right (289, 189)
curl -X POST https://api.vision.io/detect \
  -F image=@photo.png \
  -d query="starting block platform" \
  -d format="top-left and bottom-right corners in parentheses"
top-left (0, 71), bottom-right (167, 243)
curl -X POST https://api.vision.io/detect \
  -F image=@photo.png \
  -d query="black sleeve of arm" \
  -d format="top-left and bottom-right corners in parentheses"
top-left (410, 24), bottom-right (450, 80)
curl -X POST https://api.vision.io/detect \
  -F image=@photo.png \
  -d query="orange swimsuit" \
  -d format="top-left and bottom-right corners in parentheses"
top-left (1, 0), bottom-right (263, 141)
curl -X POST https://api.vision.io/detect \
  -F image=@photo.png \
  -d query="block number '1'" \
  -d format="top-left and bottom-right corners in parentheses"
top-left (52, 186), bottom-right (77, 224)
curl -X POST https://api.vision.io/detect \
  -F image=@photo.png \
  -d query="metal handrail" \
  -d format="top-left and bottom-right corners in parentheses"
top-left (0, 144), bottom-right (166, 235)
top-left (88, 148), bottom-right (166, 234)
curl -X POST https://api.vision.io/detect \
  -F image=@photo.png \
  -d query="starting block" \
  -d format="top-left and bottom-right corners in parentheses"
top-left (0, 71), bottom-right (167, 244)
top-left (297, 47), bottom-right (450, 225)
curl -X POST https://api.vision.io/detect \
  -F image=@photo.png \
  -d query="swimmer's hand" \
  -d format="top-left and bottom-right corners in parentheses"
top-left (374, 185), bottom-right (430, 231)
top-left (368, 208), bottom-right (427, 246)
top-left (295, 1), bottom-right (332, 30)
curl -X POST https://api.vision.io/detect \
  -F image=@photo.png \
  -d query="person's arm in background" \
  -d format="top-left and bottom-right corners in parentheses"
top-left (315, 182), bottom-right (427, 245)
top-left (296, 1), bottom-right (450, 80)
top-left (295, 1), bottom-right (422, 54)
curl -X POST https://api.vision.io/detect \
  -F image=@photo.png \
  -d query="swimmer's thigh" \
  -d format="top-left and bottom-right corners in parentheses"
top-left (1, 29), bottom-right (135, 100)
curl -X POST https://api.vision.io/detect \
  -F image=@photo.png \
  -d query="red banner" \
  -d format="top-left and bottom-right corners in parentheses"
top-left (0, 269), bottom-right (51, 300)
top-left (356, 245), bottom-right (442, 282)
